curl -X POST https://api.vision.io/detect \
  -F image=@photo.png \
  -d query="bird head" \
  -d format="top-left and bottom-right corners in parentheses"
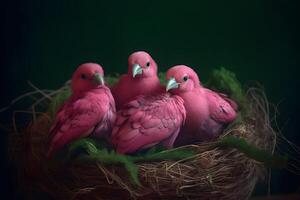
top-left (71, 63), bottom-right (105, 94)
top-left (128, 51), bottom-right (158, 78)
top-left (166, 65), bottom-right (201, 94)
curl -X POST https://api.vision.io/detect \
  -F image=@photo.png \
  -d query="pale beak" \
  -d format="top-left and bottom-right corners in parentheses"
top-left (132, 64), bottom-right (143, 78)
top-left (92, 73), bottom-right (105, 85)
top-left (166, 77), bottom-right (180, 91)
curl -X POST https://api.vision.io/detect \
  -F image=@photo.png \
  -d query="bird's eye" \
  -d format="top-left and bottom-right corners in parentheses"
top-left (183, 76), bottom-right (189, 82)
top-left (81, 74), bottom-right (87, 80)
top-left (146, 62), bottom-right (150, 67)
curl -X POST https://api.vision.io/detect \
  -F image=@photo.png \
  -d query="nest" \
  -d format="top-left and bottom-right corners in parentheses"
top-left (9, 85), bottom-right (278, 200)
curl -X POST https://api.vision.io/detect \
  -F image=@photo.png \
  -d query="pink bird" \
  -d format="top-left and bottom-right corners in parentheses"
top-left (47, 63), bottom-right (116, 157)
top-left (111, 93), bottom-right (186, 154)
top-left (111, 51), bottom-right (163, 110)
top-left (165, 65), bottom-right (238, 145)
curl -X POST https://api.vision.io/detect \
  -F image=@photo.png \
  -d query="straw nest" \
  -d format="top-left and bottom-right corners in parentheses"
top-left (9, 85), bottom-right (277, 200)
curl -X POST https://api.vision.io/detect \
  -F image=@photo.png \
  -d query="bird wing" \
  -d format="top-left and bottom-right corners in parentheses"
top-left (217, 92), bottom-right (238, 111)
top-left (205, 89), bottom-right (237, 123)
top-left (93, 89), bottom-right (116, 138)
top-left (112, 94), bottom-right (186, 154)
top-left (47, 92), bottom-right (108, 157)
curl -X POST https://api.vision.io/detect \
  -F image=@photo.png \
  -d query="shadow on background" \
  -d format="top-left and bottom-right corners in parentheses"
top-left (1, 0), bottom-right (299, 199)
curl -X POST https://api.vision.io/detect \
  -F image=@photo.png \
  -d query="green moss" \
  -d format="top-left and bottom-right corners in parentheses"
top-left (218, 136), bottom-right (288, 168)
top-left (48, 87), bottom-right (71, 117)
top-left (105, 73), bottom-right (120, 86)
top-left (68, 138), bottom-right (140, 185)
top-left (67, 138), bottom-right (196, 185)
top-left (206, 67), bottom-right (250, 117)
top-left (206, 67), bottom-right (244, 102)
top-left (158, 72), bottom-right (166, 85)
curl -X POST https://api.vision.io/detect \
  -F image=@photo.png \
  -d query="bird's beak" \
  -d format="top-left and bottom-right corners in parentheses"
top-left (132, 64), bottom-right (143, 78)
top-left (92, 73), bottom-right (105, 85)
top-left (166, 77), bottom-right (180, 91)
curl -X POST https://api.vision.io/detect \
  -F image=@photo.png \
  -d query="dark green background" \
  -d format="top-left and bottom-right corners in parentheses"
top-left (2, 0), bottom-right (299, 198)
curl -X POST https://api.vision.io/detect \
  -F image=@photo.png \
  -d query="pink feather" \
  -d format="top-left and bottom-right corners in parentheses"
top-left (111, 94), bottom-right (186, 154)
top-left (165, 65), bottom-right (238, 145)
top-left (111, 51), bottom-right (163, 110)
top-left (47, 63), bottom-right (116, 157)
